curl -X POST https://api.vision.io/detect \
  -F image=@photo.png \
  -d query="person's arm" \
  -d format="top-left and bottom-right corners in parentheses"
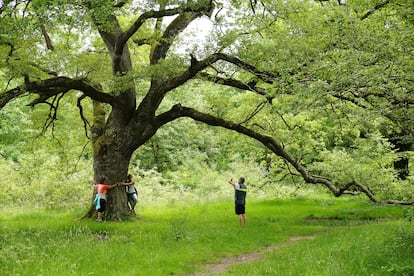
top-left (227, 178), bottom-right (236, 188)
top-left (118, 180), bottom-right (134, 186)
top-left (107, 183), bottom-right (119, 190)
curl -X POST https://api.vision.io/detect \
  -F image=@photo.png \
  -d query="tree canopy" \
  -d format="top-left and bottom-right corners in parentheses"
top-left (0, 0), bottom-right (413, 214)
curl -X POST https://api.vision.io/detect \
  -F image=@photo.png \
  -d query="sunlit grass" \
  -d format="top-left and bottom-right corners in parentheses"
top-left (0, 198), bottom-right (410, 275)
top-left (227, 220), bottom-right (414, 276)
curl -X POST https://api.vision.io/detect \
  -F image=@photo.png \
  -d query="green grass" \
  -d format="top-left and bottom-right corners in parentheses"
top-left (0, 198), bottom-right (412, 275)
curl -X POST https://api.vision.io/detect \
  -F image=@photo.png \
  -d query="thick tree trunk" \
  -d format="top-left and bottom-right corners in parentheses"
top-left (92, 130), bottom-right (134, 220)
top-left (83, 99), bottom-right (137, 221)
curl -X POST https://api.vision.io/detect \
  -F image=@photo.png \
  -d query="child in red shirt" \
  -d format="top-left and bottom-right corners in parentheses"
top-left (93, 177), bottom-right (117, 222)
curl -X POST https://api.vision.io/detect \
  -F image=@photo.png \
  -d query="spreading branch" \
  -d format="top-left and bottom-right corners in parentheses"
top-left (116, 1), bottom-right (214, 63)
top-left (0, 85), bottom-right (27, 109)
top-left (149, 2), bottom-right (215, 65)
top-left (238, 100), bottom-right (268, 125)
top-left (158, 52), bottom-right (279, 96)
top-left (156, 104), bottom-right (414, 205)
top-left (40, 24), bottom-right (54, 50)
top-left (77, 94), bottom-right (91, 138)
top-left (361, 0), bottom-right (390, 20)
top-left (0, 77), bottom-right (113, 108)
top-left (198, 72), bottom-right (273, 102)
top-left (39, 93), bottom-right (65, 135)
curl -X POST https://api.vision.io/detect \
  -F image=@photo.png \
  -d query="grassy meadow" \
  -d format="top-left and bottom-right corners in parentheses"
top-left (1, 197), bottom-right (413, 276)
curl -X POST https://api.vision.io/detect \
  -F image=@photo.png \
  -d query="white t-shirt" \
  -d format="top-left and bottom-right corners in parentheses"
top-left (126, 184), bottom-right (136, 194)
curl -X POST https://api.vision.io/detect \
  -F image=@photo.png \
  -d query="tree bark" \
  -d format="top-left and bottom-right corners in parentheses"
top-left (93, 139), bottom-right (132, 220)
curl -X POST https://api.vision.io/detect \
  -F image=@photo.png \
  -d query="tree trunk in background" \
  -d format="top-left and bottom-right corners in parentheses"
top-left (389, 132), bottom-right (411, 180)
top-left (394, 156), bottom-right (409, 180)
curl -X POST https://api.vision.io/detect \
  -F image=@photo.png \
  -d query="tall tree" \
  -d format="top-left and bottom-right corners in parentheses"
top-left (0, 0), bottom-right (413, 219)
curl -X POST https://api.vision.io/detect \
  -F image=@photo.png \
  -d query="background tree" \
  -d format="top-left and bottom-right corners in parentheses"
top-left (0, 0), bottom-right (413, 218)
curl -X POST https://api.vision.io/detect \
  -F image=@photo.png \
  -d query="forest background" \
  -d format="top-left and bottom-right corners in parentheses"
top-left (0, 0), bottom-right (413, 212)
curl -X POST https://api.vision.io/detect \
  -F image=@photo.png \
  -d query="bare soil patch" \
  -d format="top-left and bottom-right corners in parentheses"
top-left (191, 235), bottom-right (318, 276)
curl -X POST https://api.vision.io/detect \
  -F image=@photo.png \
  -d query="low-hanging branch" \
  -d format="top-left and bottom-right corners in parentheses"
top-left (77, 94), bottom-right (91, 138)
top-left (0, 77), bottom-right (113, 108)
top-left (157, 103), bottom-right (414, 206)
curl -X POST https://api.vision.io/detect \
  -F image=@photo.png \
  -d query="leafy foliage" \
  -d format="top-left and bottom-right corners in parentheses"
top-left (0, 0), bottom-right (413, 209)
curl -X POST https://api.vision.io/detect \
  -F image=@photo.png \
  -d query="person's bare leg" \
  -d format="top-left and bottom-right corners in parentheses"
top-left (97, 212), bottom-right (103, 221)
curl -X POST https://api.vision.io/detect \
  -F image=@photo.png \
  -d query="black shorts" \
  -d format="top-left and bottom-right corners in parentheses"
top-left (97, 198), bottom-right (106, 212)
top-left (235, 204), bottom-right (245, 215)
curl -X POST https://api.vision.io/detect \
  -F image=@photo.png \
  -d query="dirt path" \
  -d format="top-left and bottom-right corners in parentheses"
top-left (190, 235), bottom-right (318, 276)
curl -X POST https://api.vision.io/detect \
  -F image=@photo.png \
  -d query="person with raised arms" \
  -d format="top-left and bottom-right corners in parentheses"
top-left (227, 177), bottom-right (248, 226)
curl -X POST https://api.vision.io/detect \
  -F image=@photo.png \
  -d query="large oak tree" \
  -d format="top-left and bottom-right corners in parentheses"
top-left (1, 0), bottom-right (413, 219)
